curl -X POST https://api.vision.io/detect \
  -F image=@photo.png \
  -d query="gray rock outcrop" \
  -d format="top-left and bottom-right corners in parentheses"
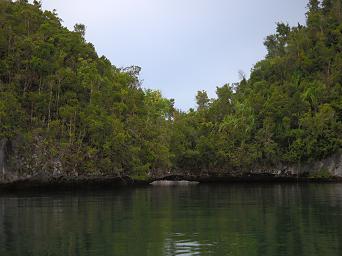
top-left (0, 139), bottom-right (8, 179)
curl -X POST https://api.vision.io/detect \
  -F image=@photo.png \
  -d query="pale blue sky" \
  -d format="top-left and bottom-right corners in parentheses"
top-left (41, 0), bottom-right (308, 110)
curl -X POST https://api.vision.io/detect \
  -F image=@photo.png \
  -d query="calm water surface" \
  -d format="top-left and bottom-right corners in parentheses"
top-left (1, 183), bottom-right (342, 256)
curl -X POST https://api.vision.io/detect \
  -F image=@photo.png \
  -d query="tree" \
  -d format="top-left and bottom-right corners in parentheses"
top-left (74, 23), bottom-right (86, 37)
top-left (196, 90), bottom-right (210, 111)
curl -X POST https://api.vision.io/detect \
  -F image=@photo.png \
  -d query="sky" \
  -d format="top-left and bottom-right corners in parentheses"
top-left (40, 0), bottom-right (308, 110)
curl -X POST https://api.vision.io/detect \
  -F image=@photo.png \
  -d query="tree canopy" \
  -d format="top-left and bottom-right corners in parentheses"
top-left (170, 0), bottom-right (342, 173)
top-left (0, 0), bottom-right (341, 178)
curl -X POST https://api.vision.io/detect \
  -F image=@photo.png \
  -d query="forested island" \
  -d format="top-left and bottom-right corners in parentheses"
top-left (0, 0), bottom-right (341, 187)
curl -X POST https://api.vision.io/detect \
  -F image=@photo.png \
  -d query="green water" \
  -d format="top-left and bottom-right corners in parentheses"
top-left (1, 183), bottom-right (342, 256)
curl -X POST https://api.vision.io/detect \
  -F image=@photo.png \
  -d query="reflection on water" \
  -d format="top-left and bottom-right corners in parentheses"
top-left (1, 183), bottom-right (342, 255)
top-left (164, 233), bottom-right (214, 255)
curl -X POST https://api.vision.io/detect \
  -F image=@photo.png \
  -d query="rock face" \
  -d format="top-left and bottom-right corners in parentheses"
top-left (289, 150), bottom-right (342, 177)
top-left (0, 139), bottom-right (7, 178)
top-left (0, 136), bottom-right (341, 188)
top-left (0, 139), bottom-right (13, 180)
top-left (0, 138), bottom-right (22, 183)
top-left (155, 150), bottom-right (342, 182)
top-left (251, 150), bottom-right (342, 178)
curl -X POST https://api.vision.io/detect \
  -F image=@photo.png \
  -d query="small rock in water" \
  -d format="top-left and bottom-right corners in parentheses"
top-left (150, 180), bottom-right (199, 186)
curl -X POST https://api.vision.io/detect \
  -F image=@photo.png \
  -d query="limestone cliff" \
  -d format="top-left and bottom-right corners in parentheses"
top-left (0, 137), bottom-right (341, 187)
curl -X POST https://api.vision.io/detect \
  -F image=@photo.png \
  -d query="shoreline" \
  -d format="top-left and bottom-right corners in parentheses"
top-left (1, 173), bottom-right (341, 192)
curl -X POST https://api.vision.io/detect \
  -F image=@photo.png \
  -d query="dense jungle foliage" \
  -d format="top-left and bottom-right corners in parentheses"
top-left (0, 0), bottom-right (341, 178)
